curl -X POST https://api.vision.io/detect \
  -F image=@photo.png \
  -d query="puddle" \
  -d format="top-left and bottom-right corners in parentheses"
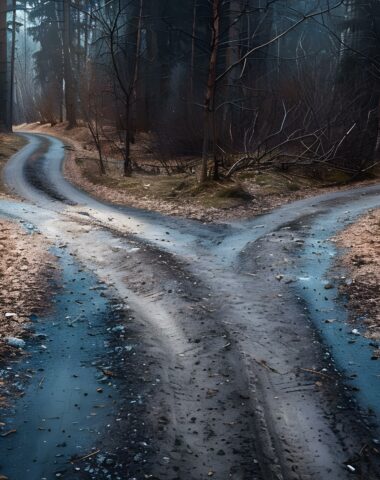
top-left (0, 249), bottom-right (119, 479)
top-left (294, 206), bottom-right (380, 421)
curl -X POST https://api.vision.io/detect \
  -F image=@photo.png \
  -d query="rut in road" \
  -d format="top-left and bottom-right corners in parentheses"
top-left (1, 132), bottom-right (380, 479)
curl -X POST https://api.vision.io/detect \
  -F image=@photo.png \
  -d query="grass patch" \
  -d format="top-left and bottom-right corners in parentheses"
top-left (79, 157), bottom-right (254, 209)
top-left (77, 153), bottom-right (380, 212)
top-left (215, 185), bottom-right (252, 200)
top-left (249, 171), bottom-right (312, 194)
top-left (185, 181), bottom-right (252, 209)
top-left (317, 168), bottom-right (352, 184)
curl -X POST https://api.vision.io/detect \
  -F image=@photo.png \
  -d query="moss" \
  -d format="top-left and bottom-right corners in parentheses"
top-left (215, 185), bottom-right (252, 200)
top-left (237, 171), bottom-right (257, 180)
top-left (287, 182), bottom-right (301, 192)
top-left (319, 169), bottom-right (352, 184)
top-left (75, 153), bottom-right (380, 212)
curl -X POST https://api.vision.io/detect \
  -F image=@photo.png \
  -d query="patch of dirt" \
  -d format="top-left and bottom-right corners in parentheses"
top-left (0, 134), bottom-right (27, 195)
top-left (16, 123), bottom-right (380, 222)
top-left (335, 209), bottom-right (380, 347)
top-left (0, 220), bottom-right (57, 379)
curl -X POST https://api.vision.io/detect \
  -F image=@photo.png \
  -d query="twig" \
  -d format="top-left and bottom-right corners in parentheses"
top-left (1, 429), bottom-right (17, 437)
top-left (68, 315), bottom-right (82, 326)
top-left (71, 449), bottom-right (100, 463)
top-left (359, 444), bottom-right (368, 456)
top-left (299, 368), bottom-right (335, 380)
top-left (255, 359), bottom-right (280, 374)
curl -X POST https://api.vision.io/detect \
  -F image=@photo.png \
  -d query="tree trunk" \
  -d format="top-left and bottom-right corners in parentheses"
top-left (9, 0), bottom-right (16, 130)
top-left (190, 0), bottom-right (197, 102)
top-left (63, 0), bottom-right (77, 128)
top-left (76, 4), bottom-right (81, 72)
top-left (131, 0), bottom-right (143, 137)
top-left (124, 98), bottom-right (132, 176)
top-left (224, 0), bottom-right (241, 148)
top-left (0, 0), bottom-right (9, 132)
top-left (200, 0), bottom-right (220, 183)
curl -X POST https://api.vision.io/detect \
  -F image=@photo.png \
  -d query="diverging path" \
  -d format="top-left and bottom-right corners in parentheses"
top-left (1, 132), bottom-right (380, 479)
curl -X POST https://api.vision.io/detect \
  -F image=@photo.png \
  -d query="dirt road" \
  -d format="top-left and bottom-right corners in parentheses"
top-left (0, 132), bottom-right (380, 479)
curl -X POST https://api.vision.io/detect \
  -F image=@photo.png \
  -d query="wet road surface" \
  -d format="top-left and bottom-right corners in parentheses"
top-left (1, 132), bottom-right (380, 479)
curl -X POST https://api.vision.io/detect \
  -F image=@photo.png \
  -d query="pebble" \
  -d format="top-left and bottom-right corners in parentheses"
top-left (6, 337), bottom-right (26, 348)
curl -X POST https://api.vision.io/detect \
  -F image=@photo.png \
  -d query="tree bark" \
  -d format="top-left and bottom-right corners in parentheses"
top-left (124, 97), bottom-right (132, 176)
top-left (190, 0), bottom-right (197, 102)
top-left (224, 0), bottom-right (241, 147)
top-left (0, 0), bottom-right (9, 132)
top-left (131, 0), bottom-right (143, 137)
top-left (9, 0), bottom-right (16, 129)
top-left (63, 0), bottom-right (77, 128)
top-left (200, 0), bottom-right (220, 183)
top-left (375, 99), bottom-right (380, 156)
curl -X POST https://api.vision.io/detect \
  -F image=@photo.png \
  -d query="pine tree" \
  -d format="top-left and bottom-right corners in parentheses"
top-left (28, 0), bottom-right (64, 124)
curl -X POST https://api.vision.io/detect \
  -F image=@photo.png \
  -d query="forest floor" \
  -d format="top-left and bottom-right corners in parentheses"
top-left (16, 122), bottom-right (380, 222)
top-left (0, 134), bottom-right (57, 403)
top-left (0, 219), bottom-right (56, 397)
top-left (0, 134), bottom-right (26, 195)
top-left (335, 209), bottom-right (380, 353)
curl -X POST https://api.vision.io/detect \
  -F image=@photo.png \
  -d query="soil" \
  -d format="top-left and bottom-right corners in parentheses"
top-left (16, 123), bottom-right (380, 223)
top-left (0, 220), bottom-right (56, 379)
top-left (0, 134), bottom-right (26, 195)
top-left (335, 209), bottom-right (380, 346)
top-left (1, 134), bottom-right (55, 366)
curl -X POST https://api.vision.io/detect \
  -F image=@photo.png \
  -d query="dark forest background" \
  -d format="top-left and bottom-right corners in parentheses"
top-left (1, 0), bottom-right (380, 182)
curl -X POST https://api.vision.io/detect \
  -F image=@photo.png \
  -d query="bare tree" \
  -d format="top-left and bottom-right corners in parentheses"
top-left (9, 0), bottom-right (17, 128)
top-left (200, 0), bottom-right (220, 183)
top-left (199, 0), bottom-right (344, 183)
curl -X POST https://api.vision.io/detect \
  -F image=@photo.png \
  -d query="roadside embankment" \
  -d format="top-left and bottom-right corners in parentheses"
top-left (16, 122), bottom-right (380, 222)
top-left (335, 209), bottom-right (380, 350)
top-left (0, 134), bottom-right (27, 196)
top-left (0, 220), bottom-right (56, 373)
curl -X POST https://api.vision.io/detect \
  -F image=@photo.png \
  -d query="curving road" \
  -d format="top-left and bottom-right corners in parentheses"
top-left (1, 132), bottom-right (380, 479)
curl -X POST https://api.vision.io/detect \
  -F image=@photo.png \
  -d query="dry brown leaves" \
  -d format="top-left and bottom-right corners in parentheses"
top-left (0, 220), bottom-right (57, 360)
top-left (335, 209), bottom-right (380, 340)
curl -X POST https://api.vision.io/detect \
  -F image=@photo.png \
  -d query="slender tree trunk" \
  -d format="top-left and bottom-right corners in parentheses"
top-left (0, 0), bottom-right (9, 132)
top-left (76, 5), bottom-right (81, 71)
top-left (84, 3), bottom-right (91, 63)
top-left (9, 0), bottom-right (16, 129)
top-left (224, 0), bottom-right (241, 148)
top-left (54, 0), bottom-right (64, 124)
top-left (63, 0), bottom-right (77, 128)
top-left (375, 98), bottom-right (380, 155)
top-left (200, 0), bottom-right (220, 183)
top-left (190, 0), bottom-right (197, 102)
top-left (131, 0), bottom-right (143, 135)
top-left (124, 98), bottom-right (132, 176)
top-left (121, 0), bottom-right (143, 174)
